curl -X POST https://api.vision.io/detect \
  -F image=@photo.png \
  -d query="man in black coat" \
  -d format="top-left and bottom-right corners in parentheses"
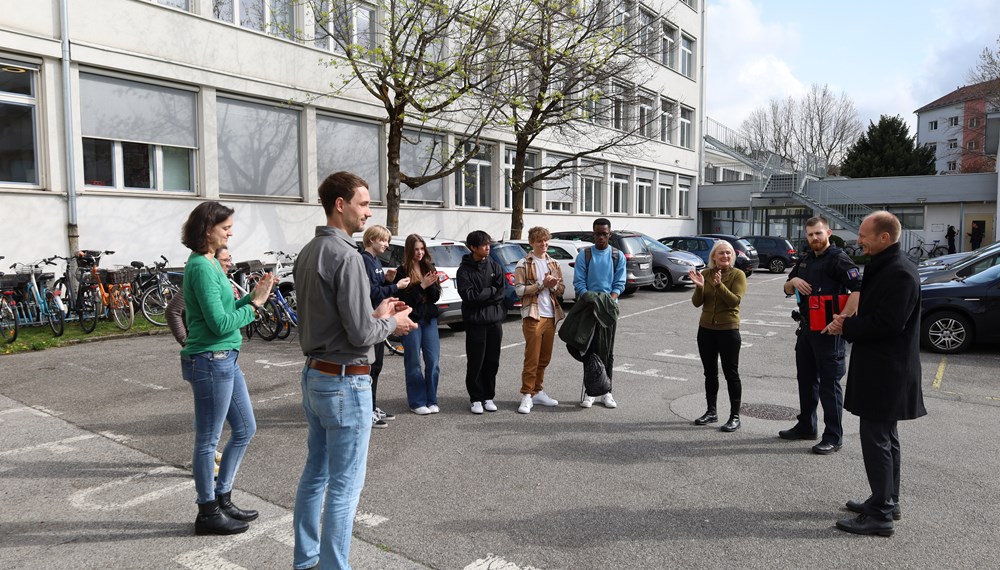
top-left (826, 211), bottom-right (927, 537)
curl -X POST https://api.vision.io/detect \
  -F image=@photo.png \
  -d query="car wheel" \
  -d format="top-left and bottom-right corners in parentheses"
top-left (622, 286), bottom-right (638, 296)
top-left (743, 269), bottom-right (752, 277)
top-left (651, 268), bottom-right (673, 291)
top-left (769, 258), bottom-right (786, 273)
top-left (921, 311), bottom-right (973, 354)
top-left (447, 322), bottom-right (466, 331)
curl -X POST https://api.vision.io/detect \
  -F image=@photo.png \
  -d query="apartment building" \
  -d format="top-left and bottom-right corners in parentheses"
top-left (915, 78), bottom-right (1000, 174)
top-left (0, 0), bottom-right (704, 265)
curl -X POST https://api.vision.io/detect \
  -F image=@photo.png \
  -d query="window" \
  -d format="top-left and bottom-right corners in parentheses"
top-left (679, 107), bottom-right (693, 148)
top-left (399, 130), bottom-right (444, 204)
top-left (946, 160), bottom-right (957, 171)
top-left (722, 168), bottom-right (740, 182)
top-left (153, 0), bottom-right (190, 9)
top-left (544, 153), bottom-right (574, 212)
top-left (611, 83), bottom-right (629, 131)
top-left (888, 207), bottom-right (924, 230)
top-left (583, 88), bottom-right (602, 125)
top-left (948, 116), bottom-right (959, 127)
top-left (658, 182), bottom-right (672, 216)
top-left (611, 3), bottom-right (630, 41)
top-left (216, 96), bottom-right (300, 197)
top-left (968, 140), bottom-right (979, 150)
top-left (214, 0), bottom-right (293, 38)
top-left (80, 73), bottom-right (197, 192)
top-left (504, 149), bottom-right (536, 211)
top-left (925, 142), bottom-right (937, 154)
top-left (637, 9), bottom-right (657, 59)
top-left (661, 23), bottom-right (677, 69)
top-left (660, 98), bottom-right (675, 144)
top-left (928, 120), bottom-right (938, 130)
top-left (680, 35), bottom-right (694, 78)
top-left (638, 93), bottom-right (655, 138)
top-left (635, 177), bottom-right (652, 215)
top-left (454, 143), bottom-right (493, 208)
top-left (678, 177), bottom-right (691, 216)
top-left (316, 115), bottom-right (381, 202)
top-left (947, 139), bottom-right (958, 149)
top-left (0, 62), bottom-right (39, 186)
top-left (581, 177), bottom-right (602, 213)
top-left (969, 117), bottom-right (981, 128)
top-left (314, 0), bottom-right (376, 58)
top-left (611, 172), bottom-right (629, 214)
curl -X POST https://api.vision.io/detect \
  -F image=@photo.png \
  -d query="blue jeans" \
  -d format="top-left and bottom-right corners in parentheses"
top-left (293, 365), bottom-right (373, 570)
top-left (402, 317), bottom-right (440, 409)
top-left (180, 350), bottom-right (256, 505)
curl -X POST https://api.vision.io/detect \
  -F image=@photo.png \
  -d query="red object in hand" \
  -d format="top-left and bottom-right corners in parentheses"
top-left (808, 294), bottom-right (849, 332)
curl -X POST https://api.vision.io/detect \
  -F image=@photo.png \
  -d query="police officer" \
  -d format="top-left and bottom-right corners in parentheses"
top-left (780, 215), bottom-right (861, 455)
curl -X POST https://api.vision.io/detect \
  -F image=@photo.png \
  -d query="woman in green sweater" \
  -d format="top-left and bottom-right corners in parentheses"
top-left (180, 201), bottom-right (275, 536)
top-left (689, 240), bottom-right (747, 433)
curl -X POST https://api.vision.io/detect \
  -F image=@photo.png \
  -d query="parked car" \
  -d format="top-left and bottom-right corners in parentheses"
top-left (632, 233), bottom-right (705, 290)
top-left (488, 241), bottom-right (528, 314)
top-left (659, 236), bottom-right (719, 265)
top-left (918, 243), bottom-right (1000, 285)
top-left (353, 234), bottom-right (468, 326)
top-left (699, 234), bottom-right (760, 276)
top-left (920, 263), bottom-right (1000, 354)
top-left (507, 238), bottom-right (582, 303)
top-left (742, 235), bottom-right (799, 273)
top-left (550, 230), bottom-right (655, 294)
top-left (918, 241), bottom-right (1000, 273)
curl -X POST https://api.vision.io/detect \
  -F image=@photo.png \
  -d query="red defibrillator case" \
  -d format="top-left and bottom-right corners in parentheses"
top-left (808, 294), bottom-right (849, 332)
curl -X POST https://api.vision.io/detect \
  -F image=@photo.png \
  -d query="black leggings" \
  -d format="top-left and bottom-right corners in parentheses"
top-left (696, 327), bottom-right (742, 416)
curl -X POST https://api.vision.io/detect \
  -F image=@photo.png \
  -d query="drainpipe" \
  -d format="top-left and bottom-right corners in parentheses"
top-left (60, 0), bottom-right (79, 255)
top-left (697, 2), bottom-right (708, 233)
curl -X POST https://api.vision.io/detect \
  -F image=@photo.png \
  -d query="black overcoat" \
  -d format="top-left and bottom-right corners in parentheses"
top-left (841, 243), bottom-right (927, 421)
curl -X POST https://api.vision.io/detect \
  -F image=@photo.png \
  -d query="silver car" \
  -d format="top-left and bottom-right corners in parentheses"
top-left (507, 238), bottom-right (582, 303)
top-left (635, 233), bottom-right (705, 290)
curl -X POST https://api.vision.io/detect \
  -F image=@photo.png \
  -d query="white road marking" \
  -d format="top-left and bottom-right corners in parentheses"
top-left (0, 406), bottom-right (48, 417)
top-left (355, 510), bottom-right (388, 527)
top-left (174, 514), bottom-right (294, 570)
top-left (741, 330), bottom-right (778, 338)
top-left (652, 349), bottom-right (700, 360)
top-left (122, 377), bottom-right (168, 391)
top-left (740, 319), bottom-right (793, 328)
top-left (613, 364), bottom-right (687, 382)
top-left (257, 392), bottom-right (298, 404)
top-left (0, 434), bottom-right (97, 457)
top-left (98, 431), bottom-right (132, 443)
top-left (464, 554), bottom-right (540, 570)
top-left (756, 310), bottom-right (791, 317)
top-left (65, 361), bottom-right (97, 373)
top-left (33, 406), bottom-right (63, 417)
top-left (69, 465), bottom-right (193, 511)
top-left (254, 359), bottom-right (300, 368)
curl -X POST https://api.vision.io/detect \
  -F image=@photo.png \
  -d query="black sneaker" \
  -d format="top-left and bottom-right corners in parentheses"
top-left (372, 413), bottom-right (389, 429)
top-left (375, 407), bottom-right (395, 421)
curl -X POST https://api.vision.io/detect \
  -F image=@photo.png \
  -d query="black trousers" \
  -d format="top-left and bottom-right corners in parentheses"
top-left (859, 418), bottom-right (901, 522)
top-left (795, 331), bottom-right (846, 444)
top-left (465, 321), bottom-right (503, 403)
top-left (696, 327), bottom-right (742, 416)
top-left (370, 341), bottom-right (385, 411)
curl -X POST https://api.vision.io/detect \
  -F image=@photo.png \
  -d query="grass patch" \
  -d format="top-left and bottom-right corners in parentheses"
top-left (1, 314), bottom-right (166, 355)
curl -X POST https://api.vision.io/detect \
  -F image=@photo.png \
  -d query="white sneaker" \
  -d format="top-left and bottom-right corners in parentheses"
top-left (602, 393), bottom-right (618, 409)
top-left (471, 401), bottom-right (484, 414)
top-left (580, 396), bottom-right (595, 408)
top-left (517, 394), bottom-right (533, 414)
top-left (411, 406), bottom-right (432, 415)
top-left (532, 391), bottom-right (559, 407)
top-left (428, 404), bottom-right (440, 414)
top-left (483, 400), bottom-right (498, 412)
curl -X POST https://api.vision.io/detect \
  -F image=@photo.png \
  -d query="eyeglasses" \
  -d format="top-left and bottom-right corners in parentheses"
top-left (594, 232), bottom-right (610, 237)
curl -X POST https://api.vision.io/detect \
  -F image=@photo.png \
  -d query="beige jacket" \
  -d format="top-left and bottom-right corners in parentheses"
top-left (514, 253), bottom-right (566, 321)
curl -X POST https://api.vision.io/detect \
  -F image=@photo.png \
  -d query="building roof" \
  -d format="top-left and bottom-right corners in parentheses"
top-left (914, 78), bottom-right (1000, 114)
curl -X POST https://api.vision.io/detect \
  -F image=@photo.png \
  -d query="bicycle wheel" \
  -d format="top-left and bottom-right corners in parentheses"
top-left (907, 246), bottom-right (924, 259)
top-left (0, 298), bottom-right (17, 344)
top-left (930, 246), bottom-right (949, 258)
top-left (78, 287), bottom-right (100, 333)
top-left (110, 286), bottom-right (134, 330)
top-left (276, 320), bottom-right (292, 340)
top-left (385, 334), bottom-right (405, 356)
top-left (141, 285), bottom-right (177, 326)
top-left (46, 292), bottom-right (65, 336)
top-left (254, 299), bottom-right (282, 341)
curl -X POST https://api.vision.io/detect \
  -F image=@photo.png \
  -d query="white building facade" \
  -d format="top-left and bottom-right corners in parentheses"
top-left (0, 0), bottom-right (704, 266)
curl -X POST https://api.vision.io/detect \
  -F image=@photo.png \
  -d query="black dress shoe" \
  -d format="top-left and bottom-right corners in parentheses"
top-left (195, 501), bottom-right (249, 535)
top-left (217, 491), bottom-right (259, 522)
top-left (846, 498), bottom-right (902, 520)
top-left (720, 415), bottom-right (741, 432)
top-left (835, 513), bottom-right (894, 537)
top-left (778, 426), bottom-right (819, 440)
top-left (693, 411), bottom-right (718, 425)
top-left (811, 441), bottom-right (842, 455)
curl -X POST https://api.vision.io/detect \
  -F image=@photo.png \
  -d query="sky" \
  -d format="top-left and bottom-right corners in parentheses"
top-left (705, 0), bottom-right (1000, 133)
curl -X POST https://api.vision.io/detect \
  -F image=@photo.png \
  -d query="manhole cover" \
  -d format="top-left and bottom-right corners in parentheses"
top-left (740, 403), bottom-right (798, 421)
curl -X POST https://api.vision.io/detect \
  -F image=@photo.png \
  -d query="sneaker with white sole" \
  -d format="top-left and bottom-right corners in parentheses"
top-left (580, 396), bottom-right (595, 408)
top-left (373, 412), bottom-right (388, 429)
top-left (517, 394), bottom-right (532, 414)
top-left (602, 393), bottom-right (617, 409)
top-left (411, 406), bottom-right (432, 415)
top-left (532, 391), bottom-right (559, 407)
top-left (375, 407), bottom-right (395, 421)
top-left (471, 401), bottom-right (484, 414)
top-left (483, 400), bottom-right (498, 412)
top-left (428, 404), bottom-right (440, 414)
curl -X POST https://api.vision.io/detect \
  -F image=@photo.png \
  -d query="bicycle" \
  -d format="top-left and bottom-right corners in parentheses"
top-left (9, 259), bottom-right (66, 336)
top-left (136, 256), bottom-right (182, 326)
top-left (68, 250), bottom-right (111, 333)
top-left (0, 256), bottom-right (19, 344)
top-left (385, 333), bottom-right (404, 356)
top-left (228, 261), bottom-right (281, 341)
top-left (908, 237), bottom-right (948, 260)
top-left (77, 250), bottom-right (136, 331)
top-left (269, 283), bottom-right (297, 340)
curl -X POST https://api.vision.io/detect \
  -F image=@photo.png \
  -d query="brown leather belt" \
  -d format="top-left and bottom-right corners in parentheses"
top-left (307, 359), bottom-right (371, 376)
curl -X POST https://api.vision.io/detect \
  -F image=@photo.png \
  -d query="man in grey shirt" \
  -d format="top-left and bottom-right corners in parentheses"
top-left (292, 171), bottom-right (416, 570)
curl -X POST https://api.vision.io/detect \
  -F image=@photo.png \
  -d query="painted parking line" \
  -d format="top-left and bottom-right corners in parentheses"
top-left (653, 349), bottom-right (700, 360)
top-left (69, 465), bottom-right (193, 511)
top-left (0, 406), bottom-right (49, 418)
top-left (613, 363), bottom-right (687, 382)
top-left (464, 554), bottom-right (540, 570)
top-left (932, 356), bottom-right (947, 390)
top-left (174, 514), bottom-right (294, 570)
top-left (0, 434), bottom-right (97, 457)
top-left (122, 377), bottom-right (169, 391)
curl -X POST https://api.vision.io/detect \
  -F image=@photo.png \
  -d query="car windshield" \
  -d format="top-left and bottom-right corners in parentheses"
top-left (737, 239), bottom-right (753, 250)
top-left (492, 244), bottom-right (527, 265)
top-left (618, 236), bottom-right (648, 255)
top-left (962, 263), bottom-right (1000, 285)
top-left (640, 235), bottom-right (672, 252)
top-left (428, 245), bottom-right (470, 267)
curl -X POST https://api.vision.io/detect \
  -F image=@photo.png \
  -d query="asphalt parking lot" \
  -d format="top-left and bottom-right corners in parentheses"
top-left (2, 271), bottom-right (999, 569)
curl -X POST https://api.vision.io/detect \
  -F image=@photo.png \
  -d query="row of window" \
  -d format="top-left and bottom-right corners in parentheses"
top-left (600, 86), bottom-right (694, 147)
top-left (634, 5), bottom-right (697, 78)
top-left (2, 64), bottom-right (692, 217)
top-left (928, 115), bottom-right (980, 131)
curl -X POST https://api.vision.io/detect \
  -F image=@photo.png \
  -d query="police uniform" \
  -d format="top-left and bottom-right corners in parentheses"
top-left (787, 246), bottom-right (861, 445)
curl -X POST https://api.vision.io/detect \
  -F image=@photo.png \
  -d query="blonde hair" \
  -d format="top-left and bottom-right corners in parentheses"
top-left (707, 240), bottom-right (736, 270)
top-left (363, 224), bottom-right (391, 247)
top-left (527, 226), bottom-right (551, 243)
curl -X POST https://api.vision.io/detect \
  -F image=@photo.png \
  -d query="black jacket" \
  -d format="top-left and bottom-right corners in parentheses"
top-left (456, 253), bottom-right (506, 325)
top-left (361, 251), bottom-right (398, 309)
top-left (393, 266), bottom-right (441, 323)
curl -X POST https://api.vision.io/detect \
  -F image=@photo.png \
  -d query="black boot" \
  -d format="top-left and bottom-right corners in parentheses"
top-left (195, 500), bottom-right (249, 535)
top-left (217, 491), bottom-right (259, 522)
top-left (693, 410), bottom-right (718, 425)
top-left (721, 415), bottom-right (741, 432)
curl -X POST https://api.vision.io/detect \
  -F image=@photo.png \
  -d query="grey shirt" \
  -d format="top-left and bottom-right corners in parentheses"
top-left (295, 226), bottom-right (396, 365)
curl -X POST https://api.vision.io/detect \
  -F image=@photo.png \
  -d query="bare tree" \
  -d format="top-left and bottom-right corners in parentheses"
top-left (740, 96), bottom-right (796, 160)
top-left (962, 35), bottom-right (1000, 173)
top-left (494, 0), bottom-right (661, 238)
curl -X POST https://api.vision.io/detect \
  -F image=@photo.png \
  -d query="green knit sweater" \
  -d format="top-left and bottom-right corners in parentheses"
top-left (180, 252), bottom-right (256, 356)
top-left (691, 267), bottom-right (746, 330)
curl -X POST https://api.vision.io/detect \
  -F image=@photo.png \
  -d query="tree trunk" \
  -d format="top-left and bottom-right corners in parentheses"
top-left (385, 118), bottom-right (403, 236)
